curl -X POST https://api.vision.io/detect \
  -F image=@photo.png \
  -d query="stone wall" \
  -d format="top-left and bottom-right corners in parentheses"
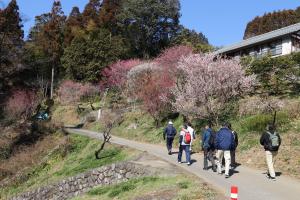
top-left (10, 162), bottom-right (151, 200)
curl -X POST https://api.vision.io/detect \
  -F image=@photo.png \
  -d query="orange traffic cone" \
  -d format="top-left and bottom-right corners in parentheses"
top-left (231, 186), bottom-right (238, 200)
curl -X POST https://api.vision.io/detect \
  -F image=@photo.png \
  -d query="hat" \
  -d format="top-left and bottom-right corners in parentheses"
top-left (168, 121), bottom-right (173, 125)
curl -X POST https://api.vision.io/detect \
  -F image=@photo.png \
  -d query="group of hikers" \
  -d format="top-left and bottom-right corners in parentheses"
top-left (163, 121), bottom-right (281, 180)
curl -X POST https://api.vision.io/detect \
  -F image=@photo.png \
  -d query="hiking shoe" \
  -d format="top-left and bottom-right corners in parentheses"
top-left (168, 151), bottom-right (172, 155)
top-left (212, 168), bottom-right (217, 172)
top-left (187, 162), bottom-right (191, 166)
top-left (225, 174), bottom-right (230, 178)
top-left (178, 161), bottom-right (182, 164)
top-left (267, 175), bottom-right (276, 181)
top-left (203, 167), bottom-right (208, 170)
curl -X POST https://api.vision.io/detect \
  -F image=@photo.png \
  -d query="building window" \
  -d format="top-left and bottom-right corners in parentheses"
top-left (262, 46), bottom-right (270, 56)
top-left (270, 40), bottom-right (282, 56)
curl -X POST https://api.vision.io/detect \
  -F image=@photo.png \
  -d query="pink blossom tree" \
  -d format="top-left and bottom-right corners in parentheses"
top-left (58, 80), bottom-right (98, 104)
top-left (101, 59), bottom-right (142, 90)
top-left (171, 53), bottom-right (256, 124)
top-left (5, 89), bottom-right (39, 120)
top-left (155, 45), bottom-right (193, 70)
top-left (127, 63), bottom-right (173, 126)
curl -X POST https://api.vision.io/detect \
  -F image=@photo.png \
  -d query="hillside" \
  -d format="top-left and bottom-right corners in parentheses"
top-left (244, 6), bottom-right (300, 39)
top-left (1, 125), bottom-right (220, 200)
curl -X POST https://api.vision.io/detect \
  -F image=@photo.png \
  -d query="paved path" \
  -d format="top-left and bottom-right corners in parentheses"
top-left (66, 128), bottom-right (300, 200)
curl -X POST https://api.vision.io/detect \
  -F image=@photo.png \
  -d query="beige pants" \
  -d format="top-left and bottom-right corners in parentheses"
top-left (216, 150), bottom-right (231, 175)
top-left (266, 151), bottom-right (278, 178)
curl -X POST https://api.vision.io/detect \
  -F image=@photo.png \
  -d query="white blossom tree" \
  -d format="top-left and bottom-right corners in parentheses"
top-left (171, 53), bottom-right (256, 124)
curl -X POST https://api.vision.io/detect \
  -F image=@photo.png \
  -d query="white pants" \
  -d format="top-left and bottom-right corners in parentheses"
top-left (266, 151), bottom-right (278, 178)
top-left (216, 150), bottom-right (231, 175)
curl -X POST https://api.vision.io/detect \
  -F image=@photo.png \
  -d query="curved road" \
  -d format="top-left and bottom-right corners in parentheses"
top-left (66, 128), bottom-right (300, 200)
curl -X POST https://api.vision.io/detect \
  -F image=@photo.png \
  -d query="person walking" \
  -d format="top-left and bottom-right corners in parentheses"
top-left (215, 122), bottom-right (235, 178)
top-left (202, 124), bottom-right (217, 172)
top-left (260, 124), bottom-right (281, 181)
top-left (187, 122), bottom-right (196, 151)
top-left (228, 123), bottom-right (238, 168)
top-left (178, 125), bottom-right (192, 165)
top-left (163, 121), bottom-right (177, 155)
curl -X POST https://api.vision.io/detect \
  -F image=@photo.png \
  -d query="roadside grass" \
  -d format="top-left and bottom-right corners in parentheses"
top-left (91, 109), bottom-right (183, 145)
top-left (87, 109), bottom-right (208, 152)
top-left (52, 104), bottom-right (81, 125)
top-left (0, 134), bottom-right (138, 199)
top-left (72, 175), bottom-right (217, 200)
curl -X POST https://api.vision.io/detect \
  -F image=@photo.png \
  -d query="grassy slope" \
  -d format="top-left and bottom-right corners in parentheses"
top-left (0, 134), bottom-right (138, 199)
top-left (73, 175), bottom-right (217, 200)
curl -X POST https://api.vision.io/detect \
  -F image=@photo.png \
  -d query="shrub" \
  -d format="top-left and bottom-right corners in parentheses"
top-left (4, 89), bottom-right (38, 120)
top-left (238, 96), bottom-right (285, 117)
top-left (101, 59), bottom-right (142, 89)
top-left (238, 96), bottom-right (300, 119)
top-left (236, 112), bottom-right (290, 134)
top-left (57, 80), bottom-right (98, 104)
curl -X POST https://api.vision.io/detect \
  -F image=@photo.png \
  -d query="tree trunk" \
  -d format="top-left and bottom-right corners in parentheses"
top-left (95, 140), bottom-right (107, 159)
top-left (50, 65), bottom-right (54, 99)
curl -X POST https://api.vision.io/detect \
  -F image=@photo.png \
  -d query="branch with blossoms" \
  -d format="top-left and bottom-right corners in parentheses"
top-left (171, 53), bottom-right (256, 125)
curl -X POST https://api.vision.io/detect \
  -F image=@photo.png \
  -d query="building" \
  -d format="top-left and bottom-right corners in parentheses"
top-left (215, 22), bottom-right (300, 58)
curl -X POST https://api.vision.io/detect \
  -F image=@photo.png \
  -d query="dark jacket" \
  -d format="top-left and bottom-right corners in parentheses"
top-left (202, 128), bottom-right (212, 149)
top-left (163, 125), bottom-right (177, 139)
top-left (231, 131), bottom-right (238, 150)
top-left (215, 127), bottom-right (234, 150)
top-left (260, 131), bottom-right (281, 151)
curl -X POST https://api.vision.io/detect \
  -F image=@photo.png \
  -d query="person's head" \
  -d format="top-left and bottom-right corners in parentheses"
top-left (222, 122), bottom-right (230, 129)
top-left (266, 123), bottom-right (276, 133)
top-left (205, 123), bottom-right (211, 130)
top-left (187, 122), bottom-right (192, 127)
top-left (183, 124), bottom-right (188, 130)
top-left (168, 121), bottom-right (173, 126)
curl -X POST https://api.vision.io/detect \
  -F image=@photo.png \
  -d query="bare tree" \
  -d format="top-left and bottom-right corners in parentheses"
top-left (95, 111), bottom-right (121, 159)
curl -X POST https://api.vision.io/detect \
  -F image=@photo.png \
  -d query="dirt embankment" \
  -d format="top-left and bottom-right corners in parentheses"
top-left (0, 121), bottom-right (64, 184)
top-left (237, 132), bottom-right (300, 179)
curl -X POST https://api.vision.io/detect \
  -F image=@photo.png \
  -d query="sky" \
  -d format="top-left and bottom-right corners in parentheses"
top-left (1, 0), bottom-right (300, 47)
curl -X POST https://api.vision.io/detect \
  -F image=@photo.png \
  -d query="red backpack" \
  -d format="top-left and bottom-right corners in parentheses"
top-left (184, 131), bottom-right (191, 144)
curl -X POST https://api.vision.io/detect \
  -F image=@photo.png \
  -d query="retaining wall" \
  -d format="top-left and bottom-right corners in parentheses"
top-left (10, 162), bottom-right (150, 200)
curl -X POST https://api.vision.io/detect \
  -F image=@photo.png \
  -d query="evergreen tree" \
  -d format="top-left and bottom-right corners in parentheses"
top-left (171, 26), bottom-right (211, 53)
top-left (82, 0), bottom-right (102, 28)
top-left (64, 6), bottom-right (84, 46)
top-left (99, 0), bottom-right (121, 33)
top-left (62, 28), bottom-right (128, 82)
top-left (38, 0), bottom-right (66, 98)
top-left (117, 0), bottom-right (181, 58)
top-left (0, 0), bottom-right (24, 91)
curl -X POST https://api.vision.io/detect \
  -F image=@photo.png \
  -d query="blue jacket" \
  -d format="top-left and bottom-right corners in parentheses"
top-left (215, 127), bottom-right (234, 150)
top-left (164, 125), bottom-right (177, 139)
top-left (202, 128), bottom-right (212, 149)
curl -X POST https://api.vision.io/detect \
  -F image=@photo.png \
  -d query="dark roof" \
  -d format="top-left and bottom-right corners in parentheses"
top-left (215, 22), bottom-right (300, 55)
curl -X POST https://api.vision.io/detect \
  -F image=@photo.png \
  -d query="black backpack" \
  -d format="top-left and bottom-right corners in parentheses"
top-left (208, 130), bottom-right (216, 148)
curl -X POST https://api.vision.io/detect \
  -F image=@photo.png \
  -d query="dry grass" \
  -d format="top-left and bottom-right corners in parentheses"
top-left (237, 132), bottom-right (300, 179)
top-left (52, 105), bottom-right (81, 125)
top-left (0, 134), bottom-right (67, 184)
